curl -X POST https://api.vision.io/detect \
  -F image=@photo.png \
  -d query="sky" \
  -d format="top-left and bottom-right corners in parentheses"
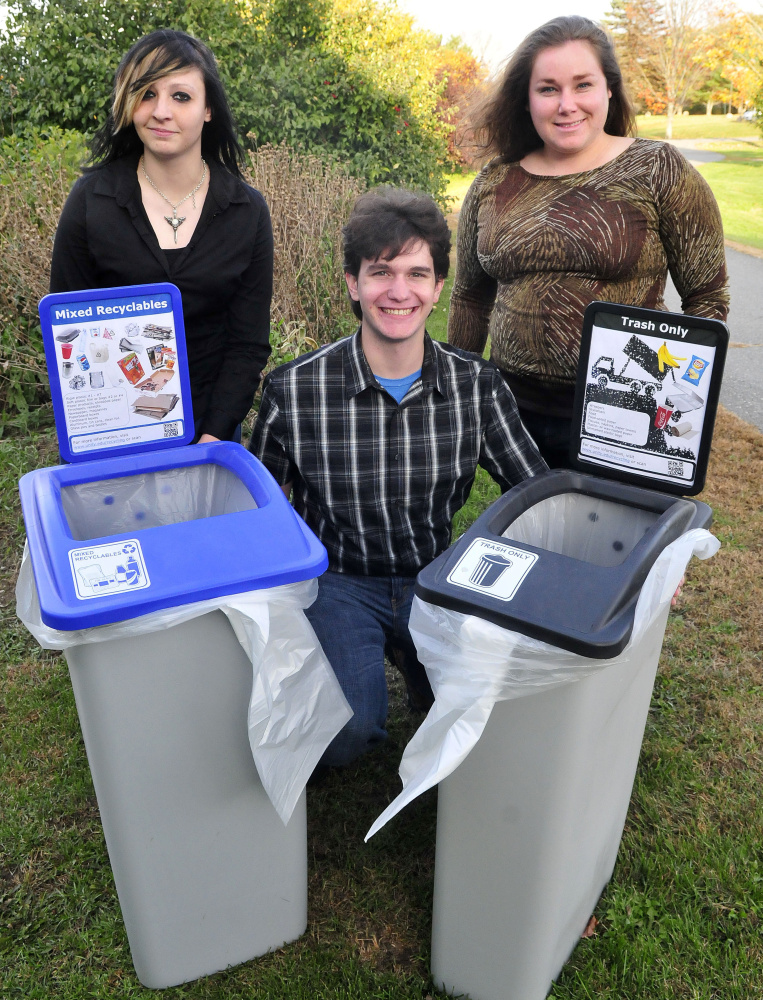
top-left (395, 0), bottom-right (762, 72)
top-left (395, 0), bottom-right (615, 71)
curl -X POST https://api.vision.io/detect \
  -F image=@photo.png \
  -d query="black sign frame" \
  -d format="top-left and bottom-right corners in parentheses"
top-left (569, 301), bottom-right (728, 496)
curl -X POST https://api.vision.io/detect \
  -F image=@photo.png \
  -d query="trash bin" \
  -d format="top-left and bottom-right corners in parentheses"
top-left (16, 442), bottom-right (345, 989)
top-left (366, 469), bottom-right (719, 1000)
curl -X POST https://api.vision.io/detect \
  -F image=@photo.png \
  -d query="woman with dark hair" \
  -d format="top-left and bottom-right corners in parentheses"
top-left (448, 15), bottom-right (728, 467)
top-left (51, 30), bottom-right (273, 442)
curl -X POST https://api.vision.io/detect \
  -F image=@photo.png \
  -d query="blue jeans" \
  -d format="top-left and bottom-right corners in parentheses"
top-left (305, 572), bottom-right (433, 767)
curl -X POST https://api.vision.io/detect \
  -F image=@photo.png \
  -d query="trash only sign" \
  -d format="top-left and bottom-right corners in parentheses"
top-left (446, 539), bottom-right (537, 602)
top-left (571, 303), bottom-right (728, 496)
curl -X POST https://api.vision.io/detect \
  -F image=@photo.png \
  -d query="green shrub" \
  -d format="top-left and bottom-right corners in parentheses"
top-left (240, 50), bottom-right (448, 200)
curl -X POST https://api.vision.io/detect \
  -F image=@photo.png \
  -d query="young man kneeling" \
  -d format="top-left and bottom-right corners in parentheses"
top-left (250, 187), bottom-right (547, 769)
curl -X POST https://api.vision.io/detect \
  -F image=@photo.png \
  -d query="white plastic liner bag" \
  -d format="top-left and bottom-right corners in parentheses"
top-left (16, 546), bottom-right (352, 825)
top-left (366, 528), bottom-right (719, 840)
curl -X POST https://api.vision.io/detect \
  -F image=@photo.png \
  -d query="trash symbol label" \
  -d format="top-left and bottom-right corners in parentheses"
top-left (447, 539), bottom-right (537, 602)
top-left (69, 539), bottom-right (150, 600)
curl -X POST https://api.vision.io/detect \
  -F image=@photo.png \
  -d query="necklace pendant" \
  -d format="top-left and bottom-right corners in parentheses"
top-left (165, 214), bottom-right (186, 244)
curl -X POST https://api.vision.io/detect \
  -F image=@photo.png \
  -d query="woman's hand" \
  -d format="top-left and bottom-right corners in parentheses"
top-left (197, 433), bottom-right (220, 444)
top-left (671, 575), bottom-right (686, 607)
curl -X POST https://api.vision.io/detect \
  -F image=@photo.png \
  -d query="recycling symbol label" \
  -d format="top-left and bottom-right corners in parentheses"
top-left (69, 539), bottom-right (151, 600)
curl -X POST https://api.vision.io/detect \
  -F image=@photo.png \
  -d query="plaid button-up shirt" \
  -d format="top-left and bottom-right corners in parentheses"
top-left (250, 331), bottom-right (547, 576)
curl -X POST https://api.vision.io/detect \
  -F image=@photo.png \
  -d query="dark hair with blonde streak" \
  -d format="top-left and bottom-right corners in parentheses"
top-left (89, 29), bottom-right (244, 176)
top-left (470, 15), bottom-right (636, 163)
top-left (342, 187), bottom-right (451, 320)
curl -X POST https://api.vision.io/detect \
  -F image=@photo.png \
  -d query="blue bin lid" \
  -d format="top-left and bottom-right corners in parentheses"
top-left (19, 442), bottom-right (328, 630)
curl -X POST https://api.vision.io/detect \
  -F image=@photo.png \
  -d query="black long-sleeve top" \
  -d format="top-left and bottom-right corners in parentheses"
top-left (50, 154), bottom-right (273, 440)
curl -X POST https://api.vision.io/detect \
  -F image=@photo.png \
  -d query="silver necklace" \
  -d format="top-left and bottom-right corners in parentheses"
top-left (140, 157), bottom-right (207, 244)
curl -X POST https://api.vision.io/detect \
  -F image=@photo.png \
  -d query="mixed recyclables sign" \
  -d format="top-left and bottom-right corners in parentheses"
top-left (570, 302), bottom-right (728, 495)
top-left (29, 282), bottom-right (330, 631)
top-left (39, 283), bottom-right (194, 463)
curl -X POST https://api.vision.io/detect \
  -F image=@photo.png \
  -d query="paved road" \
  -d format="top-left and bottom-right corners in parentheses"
top-left (671, 143), bottom-right (725, 163)
top-left (664, 246), bottom-right (763, 433)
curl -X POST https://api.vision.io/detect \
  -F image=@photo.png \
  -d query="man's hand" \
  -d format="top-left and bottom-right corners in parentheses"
top-left (671, 575), bottom-right (686, 607)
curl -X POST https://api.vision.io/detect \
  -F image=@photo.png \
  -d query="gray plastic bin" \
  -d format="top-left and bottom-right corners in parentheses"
top-left (65, 610), bottom-right (307, 988)
top-left (412, 470), bottom-right (714, 1000)
top-left (18, 443), bottom-right (331, 988)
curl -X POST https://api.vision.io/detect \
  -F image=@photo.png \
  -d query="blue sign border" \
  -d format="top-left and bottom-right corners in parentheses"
top-left (39, 283), bottom-right (195, 463)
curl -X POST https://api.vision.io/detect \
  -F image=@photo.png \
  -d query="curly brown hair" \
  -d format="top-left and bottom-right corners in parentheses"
top-left (342, 187), bottom-right (451, 320)
top-left (470, 15), bottom-right (636, 163)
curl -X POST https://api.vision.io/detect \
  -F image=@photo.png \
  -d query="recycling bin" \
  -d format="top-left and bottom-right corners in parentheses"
top-left (18, 442), bottom-right (329, 989)
top-left (412, 469), bottom-right (713, 1000)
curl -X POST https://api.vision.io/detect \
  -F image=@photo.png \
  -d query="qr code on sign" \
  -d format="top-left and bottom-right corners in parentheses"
top-left (163, 422), bottom-right (180, 438)
top-left (668, 460), bottom-right (684, 477)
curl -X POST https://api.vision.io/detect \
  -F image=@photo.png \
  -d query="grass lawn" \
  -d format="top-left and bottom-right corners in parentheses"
top-left (443, 171), bottom-right (476, 209)
top-left (694, 149), bottom-right (763, 251)
top-left (2, 409), bottom-right (761, 998)
top-left (635, 114), bottom-right (761, 141)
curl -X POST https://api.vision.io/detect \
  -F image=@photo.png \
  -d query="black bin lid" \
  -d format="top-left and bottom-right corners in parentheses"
top-left (416, 470), bottom-right (711, 659)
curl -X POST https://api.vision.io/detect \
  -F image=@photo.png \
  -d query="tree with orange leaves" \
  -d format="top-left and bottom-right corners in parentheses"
top-left (700, 6), bottom-right (763, 114)
top-left (433, 39), bottom-right (489, 169)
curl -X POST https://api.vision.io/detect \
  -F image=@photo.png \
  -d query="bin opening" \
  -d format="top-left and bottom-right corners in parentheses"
top-left (61, 463), bottom-right (258, 541)
top-left (501, 493), bottom-right (661, 568)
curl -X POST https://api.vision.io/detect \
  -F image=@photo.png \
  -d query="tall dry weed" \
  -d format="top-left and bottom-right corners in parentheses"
top-left (0, 130), bottom-right (84, 423)
top-left (246, 142), bottom-right (364, 347)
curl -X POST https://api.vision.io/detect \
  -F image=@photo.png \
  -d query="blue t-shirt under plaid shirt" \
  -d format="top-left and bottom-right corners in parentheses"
top-left (250, 331), bottom-right (547, 577)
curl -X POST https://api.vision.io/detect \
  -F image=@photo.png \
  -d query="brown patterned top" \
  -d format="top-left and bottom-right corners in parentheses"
top-left (447, 139), bottom-right (729, 416)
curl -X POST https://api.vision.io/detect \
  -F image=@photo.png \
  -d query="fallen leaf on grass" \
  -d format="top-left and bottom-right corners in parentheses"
top-left (581, 915), bottom-right (598, 938)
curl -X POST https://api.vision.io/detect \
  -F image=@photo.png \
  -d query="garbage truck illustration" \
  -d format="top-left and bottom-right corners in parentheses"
top-left (591, 336), bottom-right (685, 398)
top-left (590, 355), bottom-right (661, 397)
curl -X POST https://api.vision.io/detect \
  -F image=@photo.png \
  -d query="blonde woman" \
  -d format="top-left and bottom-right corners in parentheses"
top-left (51, 30), bottom-right (272, 442)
